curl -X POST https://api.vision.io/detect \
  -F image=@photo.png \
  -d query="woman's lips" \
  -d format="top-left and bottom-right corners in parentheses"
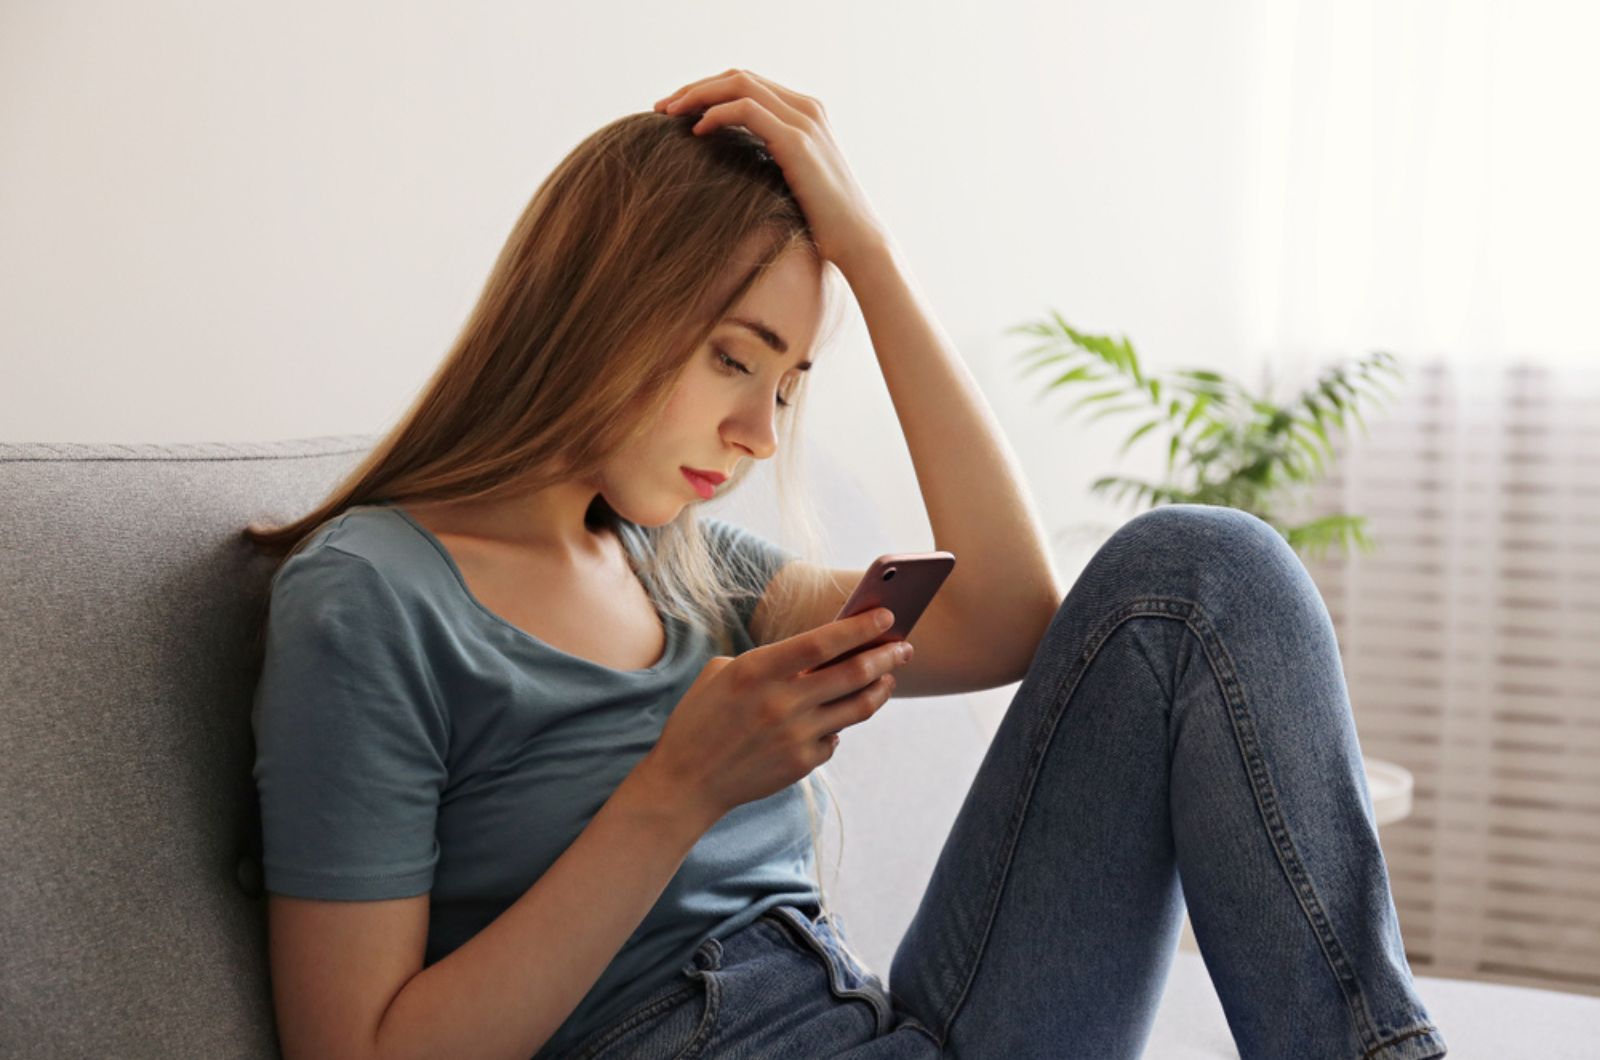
top-left (681, 467), bottom-right (717, 499)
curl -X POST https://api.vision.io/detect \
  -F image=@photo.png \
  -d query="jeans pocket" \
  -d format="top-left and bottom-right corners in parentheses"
top-left (765, 905), bottom-right (894, 1036)
top-left (566, 939), bottom-right (723, 1060)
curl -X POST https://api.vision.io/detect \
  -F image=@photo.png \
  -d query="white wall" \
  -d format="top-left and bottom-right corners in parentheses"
top-left (0, 0), bottom-right (1292, 584)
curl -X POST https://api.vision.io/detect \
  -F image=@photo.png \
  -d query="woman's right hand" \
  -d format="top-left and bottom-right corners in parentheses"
top-left (641, 606), bottom-right (914, 823)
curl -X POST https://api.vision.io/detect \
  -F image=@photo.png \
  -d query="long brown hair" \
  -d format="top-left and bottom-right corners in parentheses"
top-left (242, 110), bottom-right (872, 971)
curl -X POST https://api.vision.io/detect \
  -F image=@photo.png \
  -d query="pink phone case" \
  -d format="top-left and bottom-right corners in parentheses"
top-left (812, 550), bottom-right (957, 672)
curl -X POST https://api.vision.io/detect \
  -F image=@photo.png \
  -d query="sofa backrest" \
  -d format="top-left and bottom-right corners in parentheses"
top-left (1, 436), bottom-right (372, 1055)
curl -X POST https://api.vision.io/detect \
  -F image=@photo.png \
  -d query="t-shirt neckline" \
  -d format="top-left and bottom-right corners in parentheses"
top-left (372, 500), bottom-right (676, 677)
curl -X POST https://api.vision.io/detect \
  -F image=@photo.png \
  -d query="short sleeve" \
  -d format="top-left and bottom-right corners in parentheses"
top-left (251, 544), bottom-right (449, 901)
top-left (701, 518), bottom-right (800, 638)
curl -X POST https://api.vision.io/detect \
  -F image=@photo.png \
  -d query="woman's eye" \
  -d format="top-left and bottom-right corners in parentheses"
top-left (715, 348), bottom-right (751, 375)
top-left (716, 347), bottom-right (793, 409)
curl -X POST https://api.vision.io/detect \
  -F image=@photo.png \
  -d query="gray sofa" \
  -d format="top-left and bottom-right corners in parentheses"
top-left (4, 434), bottom-right (1597, 1058)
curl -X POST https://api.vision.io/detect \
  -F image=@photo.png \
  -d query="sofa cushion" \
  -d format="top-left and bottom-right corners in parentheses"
top-left (1146, 950), bottom-right (1600, 1059)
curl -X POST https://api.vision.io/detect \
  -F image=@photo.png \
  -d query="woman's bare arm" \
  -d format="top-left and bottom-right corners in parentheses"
top-left (371, 758), bottom-right (717, 1060)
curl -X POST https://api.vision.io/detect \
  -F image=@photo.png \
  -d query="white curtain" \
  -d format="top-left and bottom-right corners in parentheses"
top-left (1244, 0), bottom-right (1600, 400)
top-left (1301, 364), bottom-right (1600, 996)
top-left (1248, 1), bottom-right (1600, 995)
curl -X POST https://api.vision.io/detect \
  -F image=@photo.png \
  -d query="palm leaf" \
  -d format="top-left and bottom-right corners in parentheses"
top-left (1016, 314), bottom-right (1406, 561)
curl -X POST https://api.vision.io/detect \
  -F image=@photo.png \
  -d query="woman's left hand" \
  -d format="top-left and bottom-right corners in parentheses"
top-left (653, 69), bottom-right (891, 274)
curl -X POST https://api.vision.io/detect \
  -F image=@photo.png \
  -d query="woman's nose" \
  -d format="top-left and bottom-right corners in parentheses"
top-left (729, 405), bottom-right (779, 461)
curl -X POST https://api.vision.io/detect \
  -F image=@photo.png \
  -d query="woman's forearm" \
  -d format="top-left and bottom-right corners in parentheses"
top-left (373, 760), bottom-right (717, 1060)
top-left (839, 236), bottom-right (1063, 676)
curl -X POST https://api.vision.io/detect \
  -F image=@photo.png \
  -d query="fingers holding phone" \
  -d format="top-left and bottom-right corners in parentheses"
top-left (813, 549), bottom-right (955, 671)
top-left (640, 550), bottom-right (955, 822)
top-left (645, 607), bottom-right (914, 819)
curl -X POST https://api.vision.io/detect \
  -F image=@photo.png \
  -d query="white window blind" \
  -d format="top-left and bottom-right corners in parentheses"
top-left (1299, 357), bottom-right (1600, 997)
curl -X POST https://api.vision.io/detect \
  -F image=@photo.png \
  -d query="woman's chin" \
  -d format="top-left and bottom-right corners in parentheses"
top-left (626, 500), bottom-right (692, 528)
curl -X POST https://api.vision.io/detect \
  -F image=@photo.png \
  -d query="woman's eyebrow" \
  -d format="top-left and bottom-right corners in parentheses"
top-left (726, 315), bottom-right (812, 371)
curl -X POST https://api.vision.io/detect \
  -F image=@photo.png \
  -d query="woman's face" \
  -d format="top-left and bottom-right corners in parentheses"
top-left (606, 246), bottom-right (825, 527)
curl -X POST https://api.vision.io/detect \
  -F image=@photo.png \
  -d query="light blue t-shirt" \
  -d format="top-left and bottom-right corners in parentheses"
top-left (250, 501), bottom-right (825, 1058)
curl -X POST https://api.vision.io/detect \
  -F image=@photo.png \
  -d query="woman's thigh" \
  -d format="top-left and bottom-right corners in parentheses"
top-left (885, 504), bottom-right (1444, 1060)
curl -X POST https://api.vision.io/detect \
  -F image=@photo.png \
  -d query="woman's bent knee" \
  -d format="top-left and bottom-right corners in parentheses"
top-left (1103, 504), bottom-right (1293, 576)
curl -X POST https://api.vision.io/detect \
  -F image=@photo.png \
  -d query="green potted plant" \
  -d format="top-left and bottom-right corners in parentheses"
top-left (1008, 313), bottom-right (1407, 561)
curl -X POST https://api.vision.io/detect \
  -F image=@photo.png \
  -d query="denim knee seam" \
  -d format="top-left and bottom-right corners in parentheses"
top-left (931, 593), bottom-right (1427, 1058)
top-left (925, 596), bottom-right (1196, 1045)
top-left (1177, 597), bottom-right (1438, 1057)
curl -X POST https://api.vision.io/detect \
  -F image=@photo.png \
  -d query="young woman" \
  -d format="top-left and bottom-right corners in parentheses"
top-left (245, 70), bottom-right (1447, 1060)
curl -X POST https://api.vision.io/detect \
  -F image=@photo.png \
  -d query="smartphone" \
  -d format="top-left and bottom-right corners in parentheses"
top-left (810, 550), bottom-right (957, 672)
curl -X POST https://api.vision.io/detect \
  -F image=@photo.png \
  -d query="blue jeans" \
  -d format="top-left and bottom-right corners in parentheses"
top-left (558, 504), bottom-right (1448, 1059)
